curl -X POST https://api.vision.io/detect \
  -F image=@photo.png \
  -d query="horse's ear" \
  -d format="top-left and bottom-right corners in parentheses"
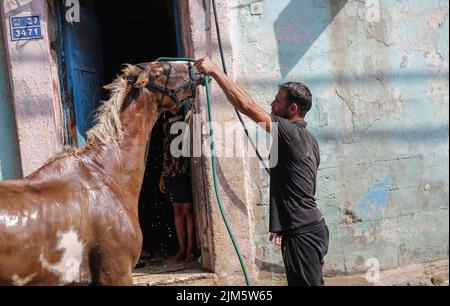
top-left (134, 72), bottom-right (149, 88)
top-left (103, 83), bottom-right (115, 90)
top-left (134, 66), bottom-right (165, 88)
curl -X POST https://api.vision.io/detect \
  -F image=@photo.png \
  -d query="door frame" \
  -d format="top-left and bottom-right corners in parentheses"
top-left (55, 0), bottom-right (186, 147)
top-left (54, 1), bottom-right (77, 146)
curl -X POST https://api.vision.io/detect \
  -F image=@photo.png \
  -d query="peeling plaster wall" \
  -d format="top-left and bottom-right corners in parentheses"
top-left (228, 0), bottom-right (449, 275)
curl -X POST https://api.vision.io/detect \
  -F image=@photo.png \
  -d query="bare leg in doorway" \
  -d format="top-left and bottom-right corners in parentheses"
top-left (183, 203), bottom-right (196, 262)
top-left (170, 203), bottom-right (186, 262)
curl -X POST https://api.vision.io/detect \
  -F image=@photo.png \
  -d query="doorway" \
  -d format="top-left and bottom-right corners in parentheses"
top-left (56, 0), bottom-right (194, 266)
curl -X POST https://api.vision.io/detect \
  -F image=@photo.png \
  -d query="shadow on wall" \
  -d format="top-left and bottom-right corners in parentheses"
top-left (274, 0), bottom-right (347, 77)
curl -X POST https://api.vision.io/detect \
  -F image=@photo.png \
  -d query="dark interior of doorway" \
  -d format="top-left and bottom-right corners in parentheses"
top-left (92, 0), bottom-right (180, 259)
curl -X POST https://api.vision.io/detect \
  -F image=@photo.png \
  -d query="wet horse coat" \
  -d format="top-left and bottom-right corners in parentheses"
top-left (0, 61), bottom-right (203, 285)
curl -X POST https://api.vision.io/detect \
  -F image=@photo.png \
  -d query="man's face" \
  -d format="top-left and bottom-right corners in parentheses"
top-left (271, 88), bottom-right (290, 118)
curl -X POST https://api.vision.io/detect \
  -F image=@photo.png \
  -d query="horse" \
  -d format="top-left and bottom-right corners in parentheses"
top-left (0, 60), bottom-right (205, 285)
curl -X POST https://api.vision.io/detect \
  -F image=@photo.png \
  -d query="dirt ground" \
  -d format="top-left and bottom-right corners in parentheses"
top-left (256, 258), bottom-right (449, 286)
top-left (323, 259), bottom-right (449, 286)
top-left (132, 258), bottom-right (219, 286)
top-left (133, 258), bottom-right (449, 286)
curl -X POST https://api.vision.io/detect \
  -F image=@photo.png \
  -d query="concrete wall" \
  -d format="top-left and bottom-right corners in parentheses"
top-left (1, 0), bottom-right (63, 177)
top-left (224, 0), bottom-right (449, 275)
top-left (0, 19), bottom-right (21, 180)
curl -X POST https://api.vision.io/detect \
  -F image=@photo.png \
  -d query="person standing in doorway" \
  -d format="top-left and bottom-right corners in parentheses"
top-left (159, 108), bottom-right (197, 263)
top-left (195, 56), bottom-right (329, 286)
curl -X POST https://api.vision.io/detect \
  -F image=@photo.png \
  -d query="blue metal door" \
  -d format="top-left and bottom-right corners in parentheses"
top-left (60, 4), bottom-right (103, 147)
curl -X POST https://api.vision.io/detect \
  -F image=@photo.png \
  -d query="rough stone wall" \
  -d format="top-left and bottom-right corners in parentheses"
top-left (227, 0), bottom-right (449, 275)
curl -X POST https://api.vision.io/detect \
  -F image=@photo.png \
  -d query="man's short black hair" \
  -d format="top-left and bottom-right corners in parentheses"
top-left (279, 82), bottom-right (312, 117)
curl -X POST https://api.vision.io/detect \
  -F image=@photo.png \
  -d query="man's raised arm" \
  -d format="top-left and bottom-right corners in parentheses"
top-left (195, 57), bottom-right (272, 133)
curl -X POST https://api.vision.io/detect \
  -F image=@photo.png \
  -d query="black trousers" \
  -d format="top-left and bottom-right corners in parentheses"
top-left (281, 219), bottom-right (330, 286)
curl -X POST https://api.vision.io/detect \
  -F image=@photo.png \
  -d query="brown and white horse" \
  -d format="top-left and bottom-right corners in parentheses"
top-left (0, 61), bottom-right (204, 285)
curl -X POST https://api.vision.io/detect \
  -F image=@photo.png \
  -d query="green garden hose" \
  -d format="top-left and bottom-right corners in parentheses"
top-left (156, 57), bottom-right (251, 286)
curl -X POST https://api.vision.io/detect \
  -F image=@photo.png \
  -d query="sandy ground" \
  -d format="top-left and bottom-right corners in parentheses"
top-left (132, 258), bottom-right (219, 286)
top-left (132, 258), bottom-right (449, 286)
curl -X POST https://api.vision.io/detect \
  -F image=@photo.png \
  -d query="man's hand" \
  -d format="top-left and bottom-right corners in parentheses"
top-left (195, 56), bottom-right (220, 76)
top-left (270, 233), bottom-right (283, 247)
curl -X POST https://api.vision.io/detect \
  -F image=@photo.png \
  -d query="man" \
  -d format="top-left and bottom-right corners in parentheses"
top-left (195, 57), bottom-right (329, 286)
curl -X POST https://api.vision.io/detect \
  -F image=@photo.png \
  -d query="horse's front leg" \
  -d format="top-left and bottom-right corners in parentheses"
top-left (89, 242), bottom-right (140, 286)
top-left (93, 259), bottom-right (135, 286)
top-left (96, 273), bottom-right (134, 286)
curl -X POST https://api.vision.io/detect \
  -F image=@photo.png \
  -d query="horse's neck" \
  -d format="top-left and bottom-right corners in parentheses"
top-left (93, 96), bottom-right (158, 205)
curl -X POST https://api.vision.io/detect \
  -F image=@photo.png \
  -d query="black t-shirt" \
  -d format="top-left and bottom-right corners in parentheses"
top-left (269, 115), bottom-right (323, 233)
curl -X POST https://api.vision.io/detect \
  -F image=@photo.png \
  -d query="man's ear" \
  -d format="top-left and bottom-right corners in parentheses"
top-left (289, 103), bottom-right (298, 115)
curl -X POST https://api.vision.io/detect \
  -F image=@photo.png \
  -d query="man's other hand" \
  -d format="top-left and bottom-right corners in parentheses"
top-left (270, 233), bottom-right (283, 247)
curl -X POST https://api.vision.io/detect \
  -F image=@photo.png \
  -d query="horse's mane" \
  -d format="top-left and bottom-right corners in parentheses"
top-left (45, 65), bottom-right (139, 164)
top-left (86, 64), bottom-right (136, 148)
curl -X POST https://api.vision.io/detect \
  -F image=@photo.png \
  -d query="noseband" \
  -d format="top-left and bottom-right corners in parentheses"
top-left (130, 60), bottom-right (196, 109)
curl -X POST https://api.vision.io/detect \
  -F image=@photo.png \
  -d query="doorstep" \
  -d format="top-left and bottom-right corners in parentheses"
top-left (132, 259), bottom-right (219, 286)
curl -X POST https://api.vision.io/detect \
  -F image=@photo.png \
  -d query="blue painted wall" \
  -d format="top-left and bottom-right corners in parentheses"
top-left (229, 0), bottom-right (449, 274)
top-left (0, 29), bottom-right (21, 180)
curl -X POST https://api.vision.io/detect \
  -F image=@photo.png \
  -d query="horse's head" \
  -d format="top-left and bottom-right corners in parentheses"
top-left (113, 60), bottom-right (207, 112)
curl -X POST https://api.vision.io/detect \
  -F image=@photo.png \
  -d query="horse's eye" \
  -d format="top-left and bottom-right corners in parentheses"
top-left (126, 76), bottom-right (137, 84)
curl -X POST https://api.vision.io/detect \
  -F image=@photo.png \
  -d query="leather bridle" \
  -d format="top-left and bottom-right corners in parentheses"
top-left (129, 60), bottom-right (196, 109)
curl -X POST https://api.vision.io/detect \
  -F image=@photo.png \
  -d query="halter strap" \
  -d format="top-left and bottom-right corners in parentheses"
top-left (134, 62), bottom-right (196, 109)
